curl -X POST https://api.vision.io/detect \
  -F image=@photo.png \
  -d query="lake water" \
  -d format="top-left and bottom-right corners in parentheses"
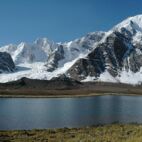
top-left (0, 95), bottom-right (142, 130)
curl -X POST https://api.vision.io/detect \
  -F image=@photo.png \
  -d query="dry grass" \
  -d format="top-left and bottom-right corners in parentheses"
top-left (1, 124), bottom-right (142, 142)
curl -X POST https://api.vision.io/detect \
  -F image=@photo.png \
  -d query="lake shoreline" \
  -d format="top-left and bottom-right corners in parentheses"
top-left (0, 92), bottom-right (142, 98)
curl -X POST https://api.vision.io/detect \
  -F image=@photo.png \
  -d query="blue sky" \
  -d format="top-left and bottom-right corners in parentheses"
top-left (0, 0), bottom-right (142, 45)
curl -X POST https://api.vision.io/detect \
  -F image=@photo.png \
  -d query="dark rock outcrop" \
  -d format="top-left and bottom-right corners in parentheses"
top-left (0, 52), bottom-right (15, 73)
top-left (66, 31), bottom-right (141, 81)
top-left (45, 32), bottom-right (105, 72)
top-left (46, 45), bottom-right (64, 72)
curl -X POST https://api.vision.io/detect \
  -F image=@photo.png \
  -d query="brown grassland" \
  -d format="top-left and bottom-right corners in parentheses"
top-left (1, 124), bottom-right (142, 142)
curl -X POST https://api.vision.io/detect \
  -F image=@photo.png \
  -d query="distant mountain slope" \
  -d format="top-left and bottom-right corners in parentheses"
top-left (0, 14), bottom-right (142, 85)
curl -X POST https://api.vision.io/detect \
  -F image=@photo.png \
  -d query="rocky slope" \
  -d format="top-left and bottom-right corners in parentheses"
top-left (67, 31), bottom-right (135, 80)
top-left (67, 15), bottom-right (142, 84)
top-left (0, 14), bottom-right (142, 85)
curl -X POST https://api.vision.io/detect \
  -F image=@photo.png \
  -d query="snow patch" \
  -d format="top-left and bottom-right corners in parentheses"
top-left (97, 71), bottom-right (118, 83)
top-left (82, 76), bottom-right (96, 82)
top-left (116, 68), bottom-right (142, 85)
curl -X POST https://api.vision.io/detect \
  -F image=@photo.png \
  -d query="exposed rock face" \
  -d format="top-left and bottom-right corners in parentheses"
top-left (67, 30), bottom-right (142, 81)
top-left (45, 32), bottom-right (105, 72)
top-left (46, 45), bottom-right (64, 72)
top-left (0, 52), bottom-right (15, 73)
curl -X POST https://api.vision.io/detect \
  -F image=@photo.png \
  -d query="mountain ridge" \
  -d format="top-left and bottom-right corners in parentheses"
top-left (0, 14), bottom-right (142, 85)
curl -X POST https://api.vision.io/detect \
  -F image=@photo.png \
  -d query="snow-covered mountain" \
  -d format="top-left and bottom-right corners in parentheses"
top-left (0, 38), bottom-right (58, 64)
top-left (0, 14), bottom-right (142, 84)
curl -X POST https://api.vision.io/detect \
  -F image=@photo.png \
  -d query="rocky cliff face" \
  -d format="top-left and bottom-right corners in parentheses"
top-left (46, 45), bottom-right (64, 72)
top-left (66, 32), bottom-right (133, 80)
top-left (0, 52), bottom-right (15, 73)
top-left (45, 31), bottom-right (105, 72)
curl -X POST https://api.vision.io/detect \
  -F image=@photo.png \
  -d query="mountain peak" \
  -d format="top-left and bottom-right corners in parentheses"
top-left (114, 14), bottom-right (142, 33)
top-left (34, 38), bottom-right (52, 46)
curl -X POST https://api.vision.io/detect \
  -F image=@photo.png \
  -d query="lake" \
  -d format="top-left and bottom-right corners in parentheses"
top-left (0, 95), bottom-right (142, 130)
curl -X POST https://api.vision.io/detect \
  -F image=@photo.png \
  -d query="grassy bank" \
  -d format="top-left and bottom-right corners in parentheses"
top-left (1, 124), bottom-right (142, 142)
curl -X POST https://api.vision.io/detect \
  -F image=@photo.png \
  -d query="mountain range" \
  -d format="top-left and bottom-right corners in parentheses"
top-left (0, 14), bottom-right (142, 85)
